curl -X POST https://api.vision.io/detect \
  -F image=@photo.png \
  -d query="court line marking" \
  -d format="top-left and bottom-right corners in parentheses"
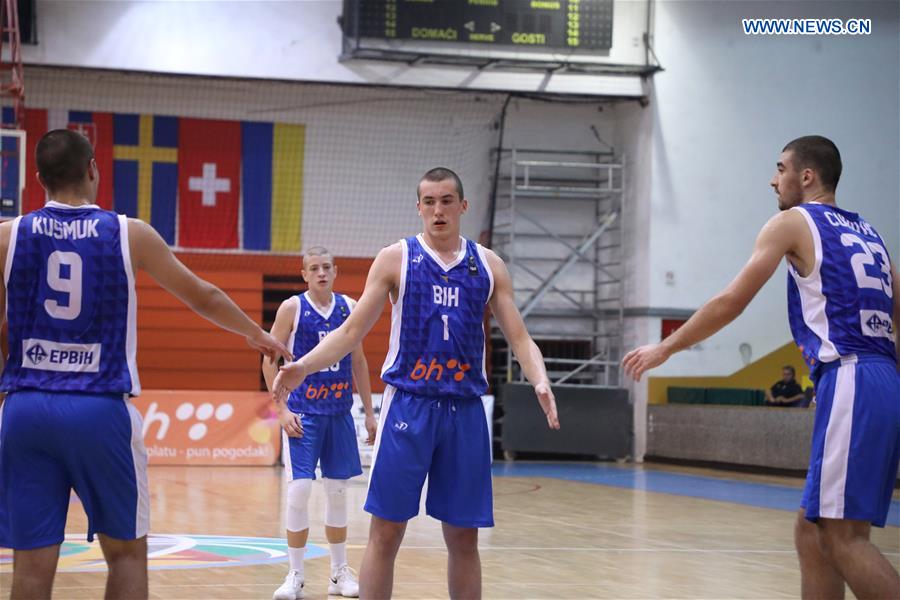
top-left (492, 506), bottom-right (802, 575)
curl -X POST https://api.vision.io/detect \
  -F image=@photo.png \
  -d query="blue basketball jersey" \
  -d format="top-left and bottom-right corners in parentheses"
top-left (288, 292), bottom-right (354, 415)
top-left (1, 202), bottom-right (139, 394)
top-left (381, 235), bottom-right (493, 397)
top-left (787, 203), bottom-right (895, 369)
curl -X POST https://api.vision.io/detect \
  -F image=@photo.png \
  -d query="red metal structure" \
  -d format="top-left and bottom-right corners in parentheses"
top-left (0, 0), bottom-right (24, 128)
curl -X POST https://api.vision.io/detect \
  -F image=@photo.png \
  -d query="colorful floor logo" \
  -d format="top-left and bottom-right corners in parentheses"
top-left (1, 534), bottom-right (327, 572)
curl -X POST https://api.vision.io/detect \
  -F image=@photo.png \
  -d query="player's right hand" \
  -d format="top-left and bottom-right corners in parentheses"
top-left (247, 330), bottom-right (293, 364)
top-left (273, 360), bottom-right (308, 405)
top-left (278, 408), bottom-right (303, 438)
top-left (622, 343), bottom-right (671, 382)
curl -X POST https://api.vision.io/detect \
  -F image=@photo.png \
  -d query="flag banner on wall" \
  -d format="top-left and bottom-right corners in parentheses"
top-left (241, 122), bottom-right (305, 252)
top-left (17, 107), bottom-right (305, 252)
top-left (113, 114), bottom-right (179, 244)
top-left (178, 118), bottom-right (241, 249)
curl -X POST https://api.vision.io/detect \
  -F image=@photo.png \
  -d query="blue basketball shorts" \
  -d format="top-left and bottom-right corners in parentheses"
top-left (801, 355), bottom-right (900, 527)
top-left (0, 391), bottom-right (150, 549)
top-left (364, 386), bottom-right (493, 528)
top-left (282, 411), bottom-right (362, 481)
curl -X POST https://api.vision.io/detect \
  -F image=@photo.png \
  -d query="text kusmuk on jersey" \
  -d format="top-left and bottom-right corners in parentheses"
top-left (32, 217), bottom-right (101, 240)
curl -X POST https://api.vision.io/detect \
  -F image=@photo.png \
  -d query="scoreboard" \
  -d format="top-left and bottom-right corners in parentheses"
top-left (344, 0), bottom-right (614, 51)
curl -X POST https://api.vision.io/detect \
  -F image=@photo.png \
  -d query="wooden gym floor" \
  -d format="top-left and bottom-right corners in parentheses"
top-left (1, 462), bottom-right (898, 599)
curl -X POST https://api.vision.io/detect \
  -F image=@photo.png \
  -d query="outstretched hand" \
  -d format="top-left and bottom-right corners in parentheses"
top-left (622, 343), bottom-right (671, 381)
top-left (535, 381), bottom-right (560, 430)
top-left (247, 330), bottom-right (293, 364)
top-left (273, 360), bottom-right (308, 405)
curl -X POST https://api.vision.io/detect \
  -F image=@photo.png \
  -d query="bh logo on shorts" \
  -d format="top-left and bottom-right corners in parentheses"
top-left (409, 357), bottom-right (470, 382)
top-left (143, 402), bottom-right (235, 441)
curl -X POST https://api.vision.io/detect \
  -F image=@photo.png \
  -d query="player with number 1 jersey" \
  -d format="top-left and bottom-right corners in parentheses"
top-left (272, 168), bottom-right (560, 599)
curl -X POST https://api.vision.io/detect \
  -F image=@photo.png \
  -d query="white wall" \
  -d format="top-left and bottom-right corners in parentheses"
top-left (25, 0), bottom-right (651, 96)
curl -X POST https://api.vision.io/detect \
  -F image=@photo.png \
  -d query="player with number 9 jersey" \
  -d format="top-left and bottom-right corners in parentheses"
top-left (0, 130), bottom-right (290, 600)
top-left (1, 202), bottom-right (138, 394)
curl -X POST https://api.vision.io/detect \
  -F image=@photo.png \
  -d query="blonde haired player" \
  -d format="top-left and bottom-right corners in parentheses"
top-left (264, 246), bottom-right (377, 599)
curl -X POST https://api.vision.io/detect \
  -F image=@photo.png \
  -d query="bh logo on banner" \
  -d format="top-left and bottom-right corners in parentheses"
top-left (132, 391), bottom-right (281, 466)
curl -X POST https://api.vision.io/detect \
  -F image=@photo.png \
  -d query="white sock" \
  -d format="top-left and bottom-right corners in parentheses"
top-left (330, 542), bottom-right (347, 572)
top-left (288, 546), bottom-right (306, 577)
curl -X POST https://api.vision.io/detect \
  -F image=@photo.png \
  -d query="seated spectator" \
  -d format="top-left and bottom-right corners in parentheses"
top-left (764, 365), bottom-right (807, 407)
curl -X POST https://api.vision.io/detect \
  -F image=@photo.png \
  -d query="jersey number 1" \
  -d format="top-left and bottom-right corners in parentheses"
top-left (44, 251), bottom-right (83, 320)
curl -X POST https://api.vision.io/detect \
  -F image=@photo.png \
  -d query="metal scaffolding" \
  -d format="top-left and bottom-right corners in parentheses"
top-left (490, 148), bottom-right (625, 389)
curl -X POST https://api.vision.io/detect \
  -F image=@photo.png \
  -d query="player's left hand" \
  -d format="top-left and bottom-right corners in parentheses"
top-left (364, 413), bottom-right (377, 445)
top-left (622, 343), bottom-right (670, 381)
top-left (534, 381), bottom-right (560, 430)
top-left (273, 360), bottom-right (308, 405)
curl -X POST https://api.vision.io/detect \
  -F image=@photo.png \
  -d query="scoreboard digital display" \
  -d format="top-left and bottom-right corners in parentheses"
top-left (345, 0), bottom-right (614, 51)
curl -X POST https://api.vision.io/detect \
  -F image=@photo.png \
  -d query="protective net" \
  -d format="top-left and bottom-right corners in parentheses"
top-left (10, 66), bottom-right (507, 391)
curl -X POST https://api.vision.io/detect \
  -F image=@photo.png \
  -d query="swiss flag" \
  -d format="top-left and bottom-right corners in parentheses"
top-left (177, 118), bottom-right (241, 248)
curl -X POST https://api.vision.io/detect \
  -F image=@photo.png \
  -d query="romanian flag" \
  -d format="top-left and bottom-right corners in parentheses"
top-left (21, 108), bottom-right (115, 212)
top-left (113, 114), bottom-right (179, 244)
top-left (241, 122), bottom-right (305, 252)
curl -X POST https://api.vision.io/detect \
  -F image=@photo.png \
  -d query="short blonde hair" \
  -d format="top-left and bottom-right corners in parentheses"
top-left (302, 246), bottom-right (333, 268)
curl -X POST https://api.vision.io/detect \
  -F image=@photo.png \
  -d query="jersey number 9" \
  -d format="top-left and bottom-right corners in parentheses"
top-left (44, 250), bottom-right (83, 320)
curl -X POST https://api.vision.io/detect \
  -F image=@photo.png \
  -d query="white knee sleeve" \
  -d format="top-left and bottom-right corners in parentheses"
top-left (323, 478), bottom-right (349, 528)
top-left (286, 478), bottom-right (312, 532)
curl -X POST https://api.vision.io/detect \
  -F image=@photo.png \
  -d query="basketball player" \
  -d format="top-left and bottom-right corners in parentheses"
top-left (623, 136), bottom-right (900, 599)
top-left (263, 246), bottom-right (377, 599)
top-left (273, 167), bottom-right (559, 599)
top-left (0, 129), bottom-right (292, 600)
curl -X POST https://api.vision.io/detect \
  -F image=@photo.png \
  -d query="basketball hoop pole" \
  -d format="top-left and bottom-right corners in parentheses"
top-left (0, 0), bottom-right (24, 129)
